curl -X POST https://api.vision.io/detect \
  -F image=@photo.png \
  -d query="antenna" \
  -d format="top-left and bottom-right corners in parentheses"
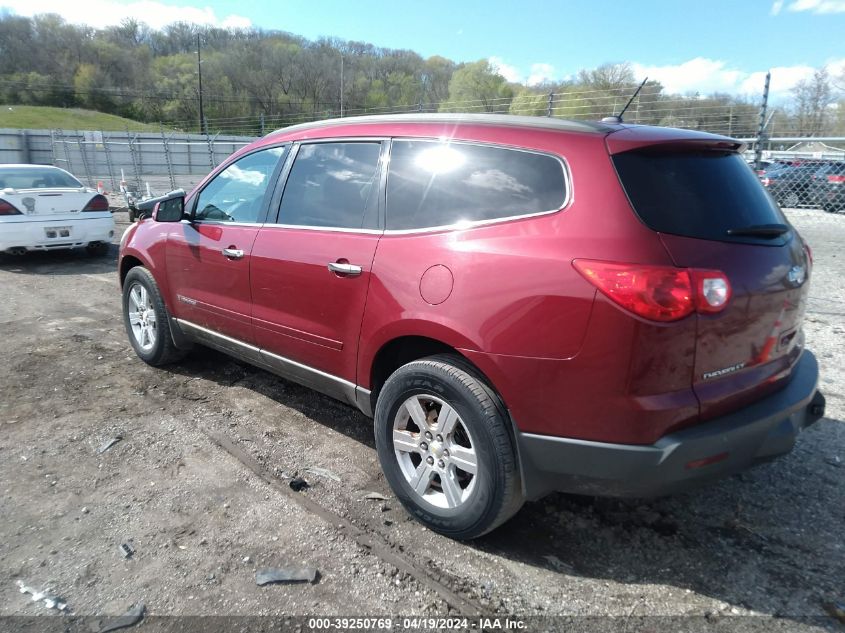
top-left (601, 77), bottom-right (648, 124)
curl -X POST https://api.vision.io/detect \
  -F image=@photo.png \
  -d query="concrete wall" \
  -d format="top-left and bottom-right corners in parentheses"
top-left (0, 128), bottom-right (257, 189)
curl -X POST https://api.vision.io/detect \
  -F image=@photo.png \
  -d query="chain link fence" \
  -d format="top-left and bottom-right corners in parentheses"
top-left (1, 106), bottom-right (844, 213)
top-left (752, 149), bottom-right (845, 214)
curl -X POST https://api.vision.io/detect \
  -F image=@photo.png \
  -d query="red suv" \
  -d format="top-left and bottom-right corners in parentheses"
top-left (119, 114), bottom-right (824, 539)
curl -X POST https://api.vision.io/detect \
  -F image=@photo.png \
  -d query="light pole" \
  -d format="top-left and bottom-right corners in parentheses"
top-left (197, 34), bottom-right (205, 134)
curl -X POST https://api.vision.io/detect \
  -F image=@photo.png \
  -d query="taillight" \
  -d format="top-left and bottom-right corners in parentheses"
top-left (82, 194), bottom-right (110, 212)
top-left (0, 199), bottom-right (22, 215)
top-left (691, 269), bottom-right (732, 314)
top-left (828, 175), bottom-right (845, 184)
top-left (573, 260), bottom-right (732, 322)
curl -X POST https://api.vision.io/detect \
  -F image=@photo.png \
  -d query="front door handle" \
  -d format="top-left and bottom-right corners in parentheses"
top-left (222, 247), bottom-right (244, 259)
top-left (328, 261), bottom-right (362, 276)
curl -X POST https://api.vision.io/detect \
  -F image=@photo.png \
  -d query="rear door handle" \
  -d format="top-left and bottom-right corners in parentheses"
top-left (328, 261), bottom-right (362, 276)
top-left (222, 247), bottom-right (244, 259)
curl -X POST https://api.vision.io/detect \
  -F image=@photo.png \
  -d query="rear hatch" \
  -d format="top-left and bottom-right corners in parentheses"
top-left (609, 140), bottom-right (811, 420)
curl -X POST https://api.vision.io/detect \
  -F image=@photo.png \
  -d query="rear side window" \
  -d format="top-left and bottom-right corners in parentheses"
top-left (612, 150), bottom-right (786, 241)
top-left (277, 142), bottom-right (382, 229)
top-left (386, 140), bottom-right (567, 230)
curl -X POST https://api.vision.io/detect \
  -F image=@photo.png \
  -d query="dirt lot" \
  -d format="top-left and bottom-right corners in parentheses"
top-left (1, 209), bottom-right (843, 632)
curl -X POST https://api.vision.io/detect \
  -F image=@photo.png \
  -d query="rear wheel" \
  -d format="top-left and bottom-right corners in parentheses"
top-left (122, 266), bottom-right (186, 365)
top-left (374, 355), bottom-right (523, 539)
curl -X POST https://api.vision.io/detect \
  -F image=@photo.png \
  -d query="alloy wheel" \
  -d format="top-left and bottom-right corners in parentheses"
top-left (392, 394), bottom-right (478, 509)
top-left (127, 282), bottom-right (157, 352)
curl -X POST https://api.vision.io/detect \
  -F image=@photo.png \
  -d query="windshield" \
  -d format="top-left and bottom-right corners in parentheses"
top-left (612, 150), bottom-right (787, 243)
top-left (0, 167), bottom-right (82, 189)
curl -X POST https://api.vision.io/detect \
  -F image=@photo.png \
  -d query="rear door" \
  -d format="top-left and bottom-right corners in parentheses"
top-left (611, 146), bottom-right (812, 419)
top-left (166, 145), bottom-right (287, 343)
top-left (250, 140), bottom-right (385, 385)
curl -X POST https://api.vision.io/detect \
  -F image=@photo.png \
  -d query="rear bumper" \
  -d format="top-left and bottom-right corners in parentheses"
top-left (516, 350), bottom-right (824, 500)
top-left (0, 216), bottom-right (115, 251)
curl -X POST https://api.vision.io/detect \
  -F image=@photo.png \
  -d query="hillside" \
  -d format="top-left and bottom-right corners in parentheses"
top-left (0, 105), bottom-right (159, 131)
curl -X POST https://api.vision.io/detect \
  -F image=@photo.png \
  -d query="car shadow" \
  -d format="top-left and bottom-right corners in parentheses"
top-left (0, 244), bottom-right (119, 276)
top-left (162, 346), bottom-right (842, 625)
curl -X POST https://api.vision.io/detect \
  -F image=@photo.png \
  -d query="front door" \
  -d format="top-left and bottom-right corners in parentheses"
top-left (250, 140), bottom-right (385, 383)
top-left (166, 145), bottom-right (287, 343)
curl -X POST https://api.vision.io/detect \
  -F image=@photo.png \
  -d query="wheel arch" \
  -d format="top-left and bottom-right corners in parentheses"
top-left (366, 334), bottom-right (507, 415)
top-left (119, 254), bottom-right (145, 288)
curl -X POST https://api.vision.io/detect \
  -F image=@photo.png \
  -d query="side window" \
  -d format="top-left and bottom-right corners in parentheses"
top-left (277, 142), bottom-right (382, 229)
top-left (386, 140), bottom-right (567, 230)
top-left (194, 146), bottom-right (286, 223)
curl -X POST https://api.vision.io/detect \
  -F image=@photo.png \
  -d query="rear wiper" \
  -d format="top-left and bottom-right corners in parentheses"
top-left (726, 223), bottom-right (790, 238)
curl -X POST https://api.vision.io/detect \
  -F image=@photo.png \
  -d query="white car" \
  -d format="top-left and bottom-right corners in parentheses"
top-left (0, 164), bottom-right (115, 255)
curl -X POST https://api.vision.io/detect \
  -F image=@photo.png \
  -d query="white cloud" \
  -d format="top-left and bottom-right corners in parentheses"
top-left (488, 56), bottom-right (522, 83)
top-left (489, 57), bottom-right (558, 85)
top-left (0, 0), bottom-right (253, 30)
top-left (786, 0), bottom-right (845, 13)
top-left (633, 58), bottom-right (744, 95)
top-left (632, 57), bottom-right (845, 100)
top-left (221, 14), bottom-right (252, 29)
top-left (770, 0), bottom-right (785, 14)
top-left (527, 63), bottom-right (555, 86)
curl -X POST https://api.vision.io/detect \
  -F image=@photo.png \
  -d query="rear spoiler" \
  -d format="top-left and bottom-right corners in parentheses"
top-left (606, 127), bottom-right (745, 155)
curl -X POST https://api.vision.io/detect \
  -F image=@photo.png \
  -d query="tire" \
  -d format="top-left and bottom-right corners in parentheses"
top-left (374, 354), bottom-right (523, 539)
top-left (122, 266), bottom-right (186, 366)
top-left (783, 191), bottom-right (800, 208)
top-left (86, 241), bottom-right (110, 257)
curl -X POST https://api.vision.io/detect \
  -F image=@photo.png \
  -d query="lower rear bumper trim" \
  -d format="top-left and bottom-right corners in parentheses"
top-left (515, 350), bottom-right (823, 500)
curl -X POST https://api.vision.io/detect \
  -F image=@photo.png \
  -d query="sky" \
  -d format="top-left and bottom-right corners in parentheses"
top-left (2, 0), bottom-right (844, 101)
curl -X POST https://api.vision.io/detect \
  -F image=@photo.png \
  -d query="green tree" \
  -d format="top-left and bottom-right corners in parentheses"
top-left (440, 60), bottom-right (513, 113)
top-left (73, 63), bottom-right (114, 111)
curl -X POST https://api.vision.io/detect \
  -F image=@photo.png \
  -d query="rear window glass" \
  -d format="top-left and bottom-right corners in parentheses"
top-left (386, 140), bottom-right (566, 230)
top-left (0, 167), bottom-right (81, 189)
top-left (612, 150), bottom-right (786, 241)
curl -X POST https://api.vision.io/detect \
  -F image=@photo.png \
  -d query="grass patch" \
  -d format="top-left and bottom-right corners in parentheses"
top-left (0, 105), bottom-right (161, 131)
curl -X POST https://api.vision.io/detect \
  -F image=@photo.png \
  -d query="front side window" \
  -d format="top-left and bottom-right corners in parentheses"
top-left (194, 146), bottom-right (286, 223)
top-left (277, 142), bottom-right (382, 229)
top-left (386, 140), bottom-right (567, 230)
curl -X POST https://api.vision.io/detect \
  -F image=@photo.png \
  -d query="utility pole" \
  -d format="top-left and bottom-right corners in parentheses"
top-left (754, 71), bottom-right (771, 172)
top-left (340, 52), bottom-right (344, 117)
top-left (197, 34), bottom-right (206, 134)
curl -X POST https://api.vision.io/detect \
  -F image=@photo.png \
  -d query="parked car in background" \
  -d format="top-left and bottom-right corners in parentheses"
top-left (0, 165), bottom-right (114, 255)
top-left (756, 160), bottom-right (794, 181)
top-left (763, 161), bottom-right (835, 208)
top-left (811, 161), bottom-right (845, 213)
top-left (118, 114), bottom-right (823, 539)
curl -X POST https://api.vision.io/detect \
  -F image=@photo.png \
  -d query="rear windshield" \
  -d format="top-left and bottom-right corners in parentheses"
top-left (0, 167), bottom-right (82, 189)
top-left (612, 150), bottom-right (786, 241)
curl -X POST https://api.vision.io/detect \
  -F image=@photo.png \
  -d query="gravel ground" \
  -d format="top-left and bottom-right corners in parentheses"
top-left (0, 209), bottom-right (843, 632)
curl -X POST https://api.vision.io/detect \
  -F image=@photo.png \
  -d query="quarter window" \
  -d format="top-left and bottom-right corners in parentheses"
top-left (386, 140), bottom-right (567, 230)
top-left (277, 142), bottom-right (382, 229)
top-left (194, 146), bottom-right (286, 223)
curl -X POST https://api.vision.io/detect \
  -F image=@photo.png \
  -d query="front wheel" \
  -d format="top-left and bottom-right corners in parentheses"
top-left (374, 355), bottom-right (523, 539)
top-left (122, 266), bottom-right (186, 366)
top-left (782, 191), bottom-right (800, 208)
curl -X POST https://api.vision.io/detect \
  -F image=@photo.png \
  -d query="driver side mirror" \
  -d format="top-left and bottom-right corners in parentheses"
top-left (145, 189), bottom-right (186, 222)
